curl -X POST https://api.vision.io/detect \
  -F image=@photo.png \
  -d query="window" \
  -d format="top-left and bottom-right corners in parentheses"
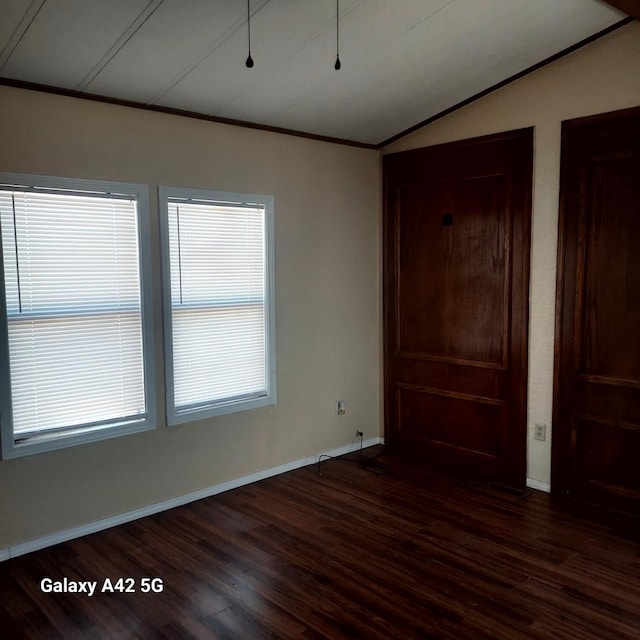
top-left (159, 186), bottom-right (275, 425)
top-left (0, 174), bottom-right (155, 458)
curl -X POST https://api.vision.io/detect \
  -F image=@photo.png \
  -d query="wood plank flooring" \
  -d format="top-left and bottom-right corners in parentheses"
top-left (1, 447), bottom-right (639, 639)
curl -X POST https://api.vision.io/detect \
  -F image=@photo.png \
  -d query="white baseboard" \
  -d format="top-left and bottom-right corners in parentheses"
top-left (526, 477), bottom-right (551, 493)
top-left (3, 436), bottom-right (383, 561)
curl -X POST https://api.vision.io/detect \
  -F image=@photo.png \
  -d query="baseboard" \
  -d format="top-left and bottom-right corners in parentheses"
top-left (526, 478), bottom-right (551, 493)
top-left (4, 436), bottom-right (383, 561)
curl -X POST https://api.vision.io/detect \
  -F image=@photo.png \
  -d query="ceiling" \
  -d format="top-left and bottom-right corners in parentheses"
top-left (0, 0), bottom-right (628, 146)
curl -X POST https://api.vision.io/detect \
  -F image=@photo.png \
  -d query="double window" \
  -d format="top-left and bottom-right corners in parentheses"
top-left (0, 175), bottom-right (275, 458)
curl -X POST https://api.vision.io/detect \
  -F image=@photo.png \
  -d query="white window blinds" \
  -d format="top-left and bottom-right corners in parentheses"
top-left (161, 189), bottom-right (275, 423)
top-left (0, 184), bottom-right (149, 450)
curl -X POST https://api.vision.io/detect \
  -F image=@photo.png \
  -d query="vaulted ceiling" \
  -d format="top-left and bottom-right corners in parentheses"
top-left (0, 0), bottom-right (630, 146)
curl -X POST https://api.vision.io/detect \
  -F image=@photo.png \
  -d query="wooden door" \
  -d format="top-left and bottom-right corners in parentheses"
top-left (553, 106), bottom-right (640, 514)
top-left (383, 129), bottom-right (532, 487)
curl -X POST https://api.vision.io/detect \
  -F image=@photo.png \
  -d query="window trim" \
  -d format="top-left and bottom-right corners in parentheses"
top-left (0, 172), bottom-right (157, 459)
top-left (158, 185), bottom-right (276, 426)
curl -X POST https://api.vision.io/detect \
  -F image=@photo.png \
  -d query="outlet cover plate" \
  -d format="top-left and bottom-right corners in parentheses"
top-left (534, 423), bottom-right (546, 441)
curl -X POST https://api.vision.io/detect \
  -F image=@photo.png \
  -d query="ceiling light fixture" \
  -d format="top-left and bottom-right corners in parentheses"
top-left (246, 0), bottom-right (254, 68)
top-left (334, 0), bottom-right (341, 70)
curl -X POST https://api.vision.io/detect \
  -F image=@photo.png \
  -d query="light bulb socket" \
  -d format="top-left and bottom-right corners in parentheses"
top-left (334, 55), bottom-right (341, 70)
top-left (246, 54), bottom-right (254, 68)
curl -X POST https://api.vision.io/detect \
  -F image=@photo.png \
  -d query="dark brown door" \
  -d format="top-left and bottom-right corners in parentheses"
top-left (553, 106), bottom-right (640, 514)
top-left (383, 129), bottom-right (532, 487)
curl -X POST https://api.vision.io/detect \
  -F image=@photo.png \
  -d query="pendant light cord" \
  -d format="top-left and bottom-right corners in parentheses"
top-left (246, 0), bottom-right (254, 67)
top-left (335, 0), bottom-right (341, 70)
top-left (245, 0), bottom-right (341, 70)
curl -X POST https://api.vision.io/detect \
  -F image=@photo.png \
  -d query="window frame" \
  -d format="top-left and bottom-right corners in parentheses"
top-left (158, 185), bottom-right (276, 426)
top-left (0, 172), bottom-right (157, 459)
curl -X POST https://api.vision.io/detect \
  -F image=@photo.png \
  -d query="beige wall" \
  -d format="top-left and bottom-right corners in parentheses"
top-left (0, 86), bottom-right (380, 549)
top-left (384, 22), bottom-right (640, 485)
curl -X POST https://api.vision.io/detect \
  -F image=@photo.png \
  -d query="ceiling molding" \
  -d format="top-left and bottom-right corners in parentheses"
top-left (377, 17), bottom-right (634, 149)
top-left (0, 76), bottom-right (377, 150)
top-left (601, 0), bottom-right (640, 20)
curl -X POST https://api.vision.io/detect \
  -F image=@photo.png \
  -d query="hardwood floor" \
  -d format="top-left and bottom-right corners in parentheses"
top-left (1, 447), bottom-right (639, 639)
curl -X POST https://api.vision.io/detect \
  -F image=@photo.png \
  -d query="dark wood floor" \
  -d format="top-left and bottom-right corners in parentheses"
top-left (1, 447), bottom-right (639, 639)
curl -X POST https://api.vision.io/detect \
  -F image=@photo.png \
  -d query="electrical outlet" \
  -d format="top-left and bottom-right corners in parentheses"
top-left (534, 423), bottom-right (546, 441)
top-left (336, 400), bottom-right (346, 416)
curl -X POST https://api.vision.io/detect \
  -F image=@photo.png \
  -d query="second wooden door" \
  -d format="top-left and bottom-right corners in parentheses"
top-left (553, 106), bottom-right (640, 515)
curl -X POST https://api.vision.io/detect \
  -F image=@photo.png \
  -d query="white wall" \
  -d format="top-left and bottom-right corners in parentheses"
top-left (384, 22), bottom-right (640, 485)
top-left (0, 86), bottom-right (380, 549)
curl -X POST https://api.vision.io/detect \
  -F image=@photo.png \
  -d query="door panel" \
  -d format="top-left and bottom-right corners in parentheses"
top-left (553, 106), bottom-right (640, 514)
top-left (397, 175), bottom-right (508, 365)
top-left (577, 157), bottom-right (640, 382)
top-left (384, 129), bottom-right (533, 486)
top-left (398, 386), bottom-right (504, 455)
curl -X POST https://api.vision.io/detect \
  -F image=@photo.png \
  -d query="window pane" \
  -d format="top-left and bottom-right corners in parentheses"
top-left (167, 202), bottom-right (265, 305)
top-left (0, 187), bottom-right (146, 440)
top-left (9, 313), bottom-right (145, 434)
top-left (2, 192), bottom-right (140, 314)
top-left (165, 196), bottom-right (269, 415)
top-left (172, 305), bottom-right (266, 407)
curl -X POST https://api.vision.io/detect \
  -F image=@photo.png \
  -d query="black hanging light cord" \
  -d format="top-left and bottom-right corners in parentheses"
top-left (245, 1), bottom-right (341, 71)
top-left (334, 0), bottom-right (341, 70)
top-left (246, 0), bottom-right (254, 68)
